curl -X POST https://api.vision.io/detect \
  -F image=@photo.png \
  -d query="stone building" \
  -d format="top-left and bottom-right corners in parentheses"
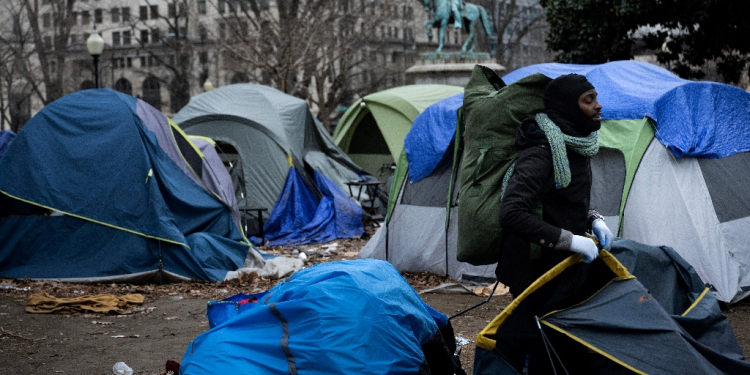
top-left (0, 0), bottom-right (547, 129)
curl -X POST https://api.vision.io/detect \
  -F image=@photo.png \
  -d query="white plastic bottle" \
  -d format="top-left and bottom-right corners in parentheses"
top-left (113, 362), bottom-right (133, 375)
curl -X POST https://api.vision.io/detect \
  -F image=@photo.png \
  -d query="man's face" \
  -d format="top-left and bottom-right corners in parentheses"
top-left (578, 89), bottom-right (602, 122)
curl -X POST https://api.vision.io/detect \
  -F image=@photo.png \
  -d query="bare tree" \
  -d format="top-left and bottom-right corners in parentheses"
top-left (0, 0), bottom-right (96, 131)
top-left (479, 0), bottom-right (549, 70)
top-left (21, 0), bottom-right (79, 104)
top-left (122, 0), bottom-right (197, 113)
top-left (210, 0), bottom-right (405, 131)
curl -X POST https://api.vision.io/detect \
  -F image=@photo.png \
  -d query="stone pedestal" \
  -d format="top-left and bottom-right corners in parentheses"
top-left (406, 52), bottom-right (505, 87)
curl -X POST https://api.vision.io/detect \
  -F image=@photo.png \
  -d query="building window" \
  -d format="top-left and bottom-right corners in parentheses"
top-left (122, 7), bottom-right (130, 22)
top-left (111, 8), bottom-right (120, 22)
top-left (82, 11), bottom-right (90, 25)
top-left (219, 23), bottom-right (226, 39)
top-left (198, 0), bottom-right (207, 14)
top-left (168, 4), bottom-right (175, 18)
top-left (70, 34), bottom-right (78, 44)
top-left (42, 13), bottom-right (51, 28)
top-left (199, 26), bottom-right (207, 41)
top-left (151, 28), bottom-right (160, 43)
top-left (140, 6), bottom-right (148, 20)
top-left (123, 30), bottom-right (131, 45)
top-left (112, 31), bottom-right (121, 46)
top-left (218, 0), bottom-right (225, 14)
top-left (95, 9), bottom-right (103, 23)
top-left (127, 57), bottom-right (132, 68)
top-left (199, 51), bottom-right (208, 64)
top-left (150, 5), bottom-right (159, 19)
top-left (43, 36), bottom-right (53, 49)
top-left (141, 29), bottom-right (149, 44)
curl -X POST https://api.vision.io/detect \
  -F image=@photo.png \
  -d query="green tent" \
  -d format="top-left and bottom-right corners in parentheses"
top-left (333, 84), bottom-right (463, 180)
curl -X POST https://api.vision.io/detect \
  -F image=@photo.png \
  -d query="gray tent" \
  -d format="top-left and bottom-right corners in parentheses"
top-left (172, 84), bottom-right (368, 232)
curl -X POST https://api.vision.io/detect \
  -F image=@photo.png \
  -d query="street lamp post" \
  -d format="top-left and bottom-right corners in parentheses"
top-left (86, 30), bottom-right (105, 88)
top-left (203, 78), bottom-right (214, 92)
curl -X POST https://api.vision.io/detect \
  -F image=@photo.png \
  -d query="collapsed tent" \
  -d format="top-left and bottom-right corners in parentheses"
top-left (0, 89), bottom-right (250, 283)
top-left (333, 84), bottom-right (464, 180)
top-left (172, 84), bottom-right (365, 246)
top-left (180, 259), bottom-right (462, 375)
top-left (474, 238), bottom-right (750, 374)
top-left (503, 60), bottom-right (750, 303)
top-left (358, 93), bottom-right (496, 283)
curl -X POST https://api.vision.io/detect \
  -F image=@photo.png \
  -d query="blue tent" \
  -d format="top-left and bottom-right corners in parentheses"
top-left (502, 60), bottom-right (750, 158)
top-left (181, 259), bottom-right (455, 375)
top-left (257, 168), bottom-right (363, 246)
top-left (0, 89), bottom-right (249, 283)
top-left (404, 93), bottom-right (464, 183)
top-left (0, 130), bottom-right (14, 159)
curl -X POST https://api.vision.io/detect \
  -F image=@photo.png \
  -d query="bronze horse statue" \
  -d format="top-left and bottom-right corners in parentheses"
top-left (421, 0), bottom-right (497, 55)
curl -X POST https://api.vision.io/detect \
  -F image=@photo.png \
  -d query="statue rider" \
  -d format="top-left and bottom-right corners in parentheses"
top-left (451, 0), bottom-right (464, 28)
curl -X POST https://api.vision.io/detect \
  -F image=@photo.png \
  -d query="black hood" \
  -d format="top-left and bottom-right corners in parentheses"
top-left (543, 74), bottom-right (600, 137)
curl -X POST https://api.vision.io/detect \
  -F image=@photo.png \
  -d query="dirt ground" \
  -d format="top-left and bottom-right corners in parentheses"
top-left (1, 235), bottom-right (749, 375)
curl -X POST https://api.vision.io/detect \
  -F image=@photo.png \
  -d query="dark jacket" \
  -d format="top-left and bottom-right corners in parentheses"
top-left (495, 118), bottom-right (594, 294)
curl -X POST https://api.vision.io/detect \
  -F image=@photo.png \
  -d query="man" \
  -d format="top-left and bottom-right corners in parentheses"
top-left (495, 74), bottom-right (614, 373)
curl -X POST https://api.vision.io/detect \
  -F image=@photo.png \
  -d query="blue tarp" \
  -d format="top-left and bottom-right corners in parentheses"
top-left (502, 60), bottom-right (750, 158)
top-left (0, 130), bottom-right (14, 159)
top-left (0, 89), bottom-right (248, 282)
top-left (255, 168), bottom-right (363, 246)
top-left (404, 94), bottom-right (463, 183)
top-left (181, 259), bottom-right (444, 375)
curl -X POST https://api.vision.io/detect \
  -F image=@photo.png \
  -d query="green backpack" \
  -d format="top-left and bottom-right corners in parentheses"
top-left (457, 65), bottom-right (551, 265)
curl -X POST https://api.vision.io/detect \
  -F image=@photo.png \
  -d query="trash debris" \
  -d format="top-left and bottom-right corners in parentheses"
top-left (471, 281), bottom-right (510, 297)
top-left (291, 249), bottom-right (299, 255)
top-left (112, 361), bottom-right (133, 375)
top-left (419, 283), bottom-right (475, 295)
top-left (169, 296), bottom-right (183, 300)
top-left (1, 285), bottom-right (30, 291)
top-left (455, 336), bottom-right (470, 346)
top-left (298, 252), bottom-right (308, 262)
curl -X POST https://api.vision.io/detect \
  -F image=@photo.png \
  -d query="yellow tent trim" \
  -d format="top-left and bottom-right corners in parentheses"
top-left (540, 321), bottom-right (648, 375)
top-left (477, 254), bottom-right (584, 350)
top-left (169, 119), bottom-right (204, 159)
top-left (682, 287), bottom-right (709, 316)
top-left (477, 250), bottom-right (632, 351)
top-left (188, 135), bottom-right (216, 147)
top-left (0, 190), bottom-right (191, 250)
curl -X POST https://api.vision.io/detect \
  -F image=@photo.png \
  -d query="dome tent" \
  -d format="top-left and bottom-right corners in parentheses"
top-left (172, 84), bottom-right (366, 246)
top-left (332, 84), bottom-right (464, 181)
top-left (0, 89), bottom-right (250, 283)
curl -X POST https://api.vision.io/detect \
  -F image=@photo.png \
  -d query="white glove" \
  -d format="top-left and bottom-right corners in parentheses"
top-left (569, 235), bottom-right (600, 263)
top-left (592, 219), bottom-right (614, 250)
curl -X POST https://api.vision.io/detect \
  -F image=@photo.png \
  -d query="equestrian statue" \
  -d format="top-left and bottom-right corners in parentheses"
top-left (421, 0), bottom-right (497, 56)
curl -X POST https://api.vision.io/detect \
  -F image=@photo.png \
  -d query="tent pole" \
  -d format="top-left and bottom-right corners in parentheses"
top-left (448, 281), bottom-right (500, 320)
